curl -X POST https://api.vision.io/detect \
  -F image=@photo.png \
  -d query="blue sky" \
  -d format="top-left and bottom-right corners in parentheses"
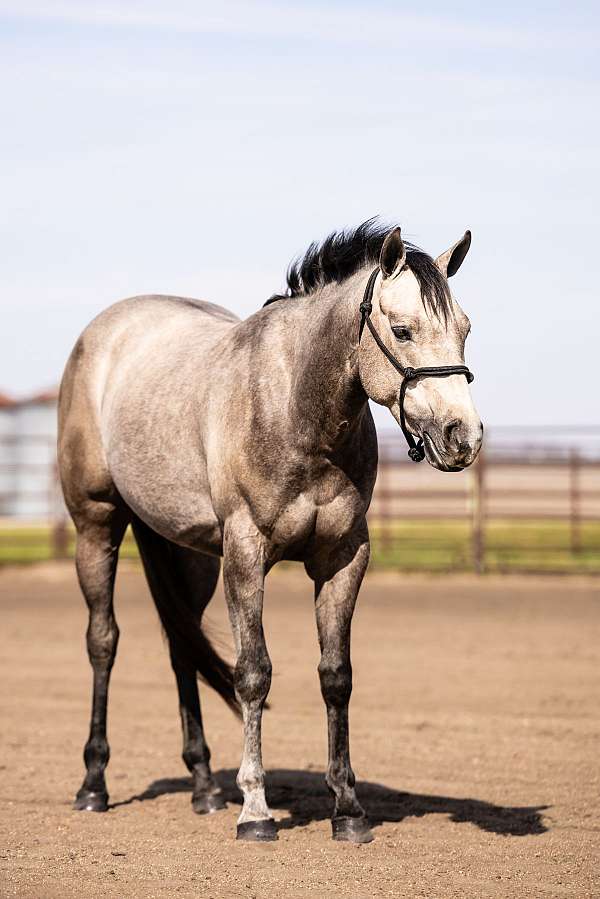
top-left (1, 1), bottom-right (598, 426)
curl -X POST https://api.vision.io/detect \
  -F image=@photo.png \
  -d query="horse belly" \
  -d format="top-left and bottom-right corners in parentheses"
top-left (108, 449), bottom-right (223, 554)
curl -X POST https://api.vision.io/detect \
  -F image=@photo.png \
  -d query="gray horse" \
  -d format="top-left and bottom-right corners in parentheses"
top-left (58, 220), bottom-right (482, 843)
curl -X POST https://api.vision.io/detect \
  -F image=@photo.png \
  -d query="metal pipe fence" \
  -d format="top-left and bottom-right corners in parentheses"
top-left (369, 433), bottom-right (600, 573)
top-left (0, 430), bottom-right (599, 573)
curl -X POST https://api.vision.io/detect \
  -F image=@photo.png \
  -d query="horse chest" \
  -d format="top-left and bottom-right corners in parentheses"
top-left (270, 480), bottom-right (365, 548)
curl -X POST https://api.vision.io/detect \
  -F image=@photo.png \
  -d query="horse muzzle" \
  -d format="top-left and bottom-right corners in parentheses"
top-left (423, 419), bottom-right (483, 472)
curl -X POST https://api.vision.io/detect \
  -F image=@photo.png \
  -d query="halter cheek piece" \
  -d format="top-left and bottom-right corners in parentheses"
top-left (359, 267), bottom-right (474, 463)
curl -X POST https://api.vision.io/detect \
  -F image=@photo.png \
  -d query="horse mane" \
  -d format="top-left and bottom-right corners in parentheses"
top-left (265, 217), bottom-right (451, 321)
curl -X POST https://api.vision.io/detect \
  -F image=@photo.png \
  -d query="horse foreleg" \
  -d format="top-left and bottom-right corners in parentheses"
top-left (307, 525), bottom-right (373, 843)
top-left (222, 518), bottom-right (275, 841)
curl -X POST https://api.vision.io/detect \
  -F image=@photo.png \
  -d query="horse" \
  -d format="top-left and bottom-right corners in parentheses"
top-left (58, 219), bottom-right (482, 843)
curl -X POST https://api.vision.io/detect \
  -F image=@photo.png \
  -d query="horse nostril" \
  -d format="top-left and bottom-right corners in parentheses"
top-left (443, 419), bottom-right (462, 448)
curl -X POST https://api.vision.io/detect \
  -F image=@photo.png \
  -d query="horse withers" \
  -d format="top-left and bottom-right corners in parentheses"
top-left (58, 220), bottom-right (482, 842)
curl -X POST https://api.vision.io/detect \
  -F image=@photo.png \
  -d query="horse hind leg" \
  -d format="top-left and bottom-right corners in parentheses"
top-left (131, 517), bottom-right (235, 814)
top-left (175, 659), bottom-right (226, 813)
top-left (171, 550), bottom-right (227, 813)
top-left (73, 504), bottom-right (130, 812)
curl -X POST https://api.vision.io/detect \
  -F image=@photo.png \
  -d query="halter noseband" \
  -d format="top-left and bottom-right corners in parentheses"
top-left (359, 267), bottom-right (474, 463)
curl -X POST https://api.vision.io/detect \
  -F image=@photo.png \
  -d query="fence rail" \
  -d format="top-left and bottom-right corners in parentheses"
top-left (1, 429), bottom-right (599, 573)
top-left (369, 435), bottom-right (600, 573)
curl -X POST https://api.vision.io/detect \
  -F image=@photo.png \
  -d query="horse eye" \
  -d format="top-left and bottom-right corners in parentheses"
top-left (392, 326), bottom-right (412, 342)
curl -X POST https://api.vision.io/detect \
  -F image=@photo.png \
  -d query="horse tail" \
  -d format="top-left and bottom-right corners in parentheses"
top-left (130, 516), bottom-right (241, 717)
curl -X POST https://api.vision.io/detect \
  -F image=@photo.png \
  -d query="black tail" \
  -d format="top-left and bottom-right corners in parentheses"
top-left (131, 517), bottom-right (241, 717)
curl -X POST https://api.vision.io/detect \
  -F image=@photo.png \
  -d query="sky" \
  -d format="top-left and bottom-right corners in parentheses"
top-left (0, 1), bottom-right (598, 428)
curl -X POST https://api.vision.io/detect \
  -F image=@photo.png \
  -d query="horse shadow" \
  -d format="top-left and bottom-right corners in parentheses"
top-left (112, 768), bottom-right (548, 836)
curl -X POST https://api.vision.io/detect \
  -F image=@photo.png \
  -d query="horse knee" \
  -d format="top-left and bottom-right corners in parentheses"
top-left (236, 756), bottom-right (265, 794)
top-left (318, 658), bottom-right (352, 708)
top-left (234, 650), bottom-right (272, 706)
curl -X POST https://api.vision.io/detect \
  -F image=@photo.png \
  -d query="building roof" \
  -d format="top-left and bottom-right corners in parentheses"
top-left (0, 387), bottom-right (59, 409)
top-left (0, 392), bottom-right (15, 409)
top-left (24, 387), bottom-right (59, 405)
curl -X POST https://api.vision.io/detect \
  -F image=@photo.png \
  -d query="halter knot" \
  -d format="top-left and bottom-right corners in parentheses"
top-left (359, 301), bottom-right (372, 316)
top-left (408, 445), bottom-right (425, 463)
top-left (403, 367), bottom-right (417, 381)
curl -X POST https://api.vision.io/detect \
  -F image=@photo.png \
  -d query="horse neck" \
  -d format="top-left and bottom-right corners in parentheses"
top-left (289, 270), bottom-right (369, 450)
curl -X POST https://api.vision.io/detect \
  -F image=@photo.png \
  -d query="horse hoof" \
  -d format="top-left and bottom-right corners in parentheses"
top-left (192, 791), bottom-right (227, 814)
top-left (332, 816), bottom-right (373, 843)
top-left (236, 819), bottom-right (278, 842)
top-left (73, 790), bottom-right (108, 812)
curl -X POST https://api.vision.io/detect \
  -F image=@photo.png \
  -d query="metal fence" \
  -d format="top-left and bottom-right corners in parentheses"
top-left (371, 429), bottom-right (600, 573)
top-left (1, 428), bottom-right (599, 573)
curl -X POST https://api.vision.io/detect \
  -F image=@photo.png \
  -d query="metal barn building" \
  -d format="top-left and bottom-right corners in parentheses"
top-left (0, 389), bottom-right (60, 519)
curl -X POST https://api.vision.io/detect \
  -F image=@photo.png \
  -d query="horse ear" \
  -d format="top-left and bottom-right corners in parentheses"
top-left (379, 227), bottom-right (406, 279)
top-left (434, 230), bottom-right (471, 278)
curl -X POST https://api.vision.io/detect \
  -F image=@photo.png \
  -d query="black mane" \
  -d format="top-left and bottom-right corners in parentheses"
top-left (265, 218), bottom-right (451, 320)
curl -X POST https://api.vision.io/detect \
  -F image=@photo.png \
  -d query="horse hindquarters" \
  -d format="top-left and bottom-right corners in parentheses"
top-left (131, 517), bottom-right (238, 813)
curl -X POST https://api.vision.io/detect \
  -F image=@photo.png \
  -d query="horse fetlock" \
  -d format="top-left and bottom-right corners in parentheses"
top-left (192, 792), bottom-right (226, 815)
top-left (237, 787), bottom-right (272, 826)
top-left (76, 760), bottom-right (109, 811)
top-left (192, 777), bottom-right (227, 815)
top-left (326, 766), bottom-right (363, 819)
top-left (182, 744), bottom-right (211, 773)
top-left (332, 789), bottom-right (365, 821)
top-left (236, 759), bottom-right (265, 796)
top-left (83, 735), bottom-right (109, 771)
top-left (190, 761), bottom-right (225, 812)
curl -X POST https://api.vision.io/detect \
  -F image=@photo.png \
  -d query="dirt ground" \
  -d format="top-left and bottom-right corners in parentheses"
top-left (1, 564), bottom-right (599, 899)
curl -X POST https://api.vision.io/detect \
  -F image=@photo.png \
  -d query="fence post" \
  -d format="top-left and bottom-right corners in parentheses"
top-left (471, 450), bottom-right (485, 574)
top-left (570, 448), bottom-right (581, 555)
top-left (379, 440), bottom-right (391, 556)
top-left (52, 518), bottom-right (69, 559)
